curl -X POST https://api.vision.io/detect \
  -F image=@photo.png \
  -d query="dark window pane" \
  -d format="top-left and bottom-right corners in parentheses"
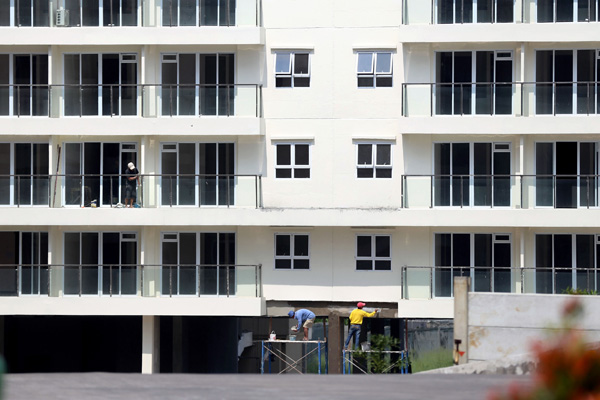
top-left (376, 144), bottom-right (391, 165)
top-left (294, 54), bottom-right (309, 74)
top-left (276, 169), bottom-right (292, 179)
top-left (294, 168), bottom-right (310, 178)
top-left (357, 169), bottom-right (373, 178)
top-left (357, 236), bottom-right (371, 257)
top-left (358, 77), bottom-right (374, 87)
top-left (275, 259), bottom-right (291, 269)
top-left (375, 236), bottom-right (390, 257)
top-left (295, 145), bottom-right (309, 165)
top-left (357, 144), bottom-right (372, 165)
top-left (376, 77), bottom-right (392, 87)
top-left (275, 235), bottom-right (290, 256)
top-left (293, 77), bottom-right (310, 87)
top-left (276, 77), bottom-right (292, 88)
top-left (277, 145), bottom-right (291, 166)
top-left (293, 259), bottom-right (310, 270)
top-left (375, 168), bottom-right (392, 178)
top-left (356, 260), bottom-right (373, 270)
top-left (374, 260), bottom-right (391, 271)
top-left (294, 235), bottom-right (309, 256)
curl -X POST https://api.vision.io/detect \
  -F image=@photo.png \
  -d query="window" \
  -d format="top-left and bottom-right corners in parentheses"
top-left (535, 142), bottom-right (599, 208)
top-left (65, 0), bottom-right (139, 26)
top-left (0, 143), bottom-right (49, 206)
top-left (356, 235), bottom-right (391, 271)
top-left (274, 52), bottom-right (310, 88)
top-left (160, 142), bottom-right (234, 206)
top-left (0, 231), bottom-right (48, 296)
top-left (63, 53), bottom-right (138, 116)
top-left (275, 234), bottom-right (310, 269)
top-left (357, 52), bottom-right (392, 88)
top-left (536, 234), bottom-right (600, 294)
top-left (161, 53), bottom-right (234, 116)
top-left (64, 142), bottom-right (138, 207)
top-left (161, 232), bottom-right (236, 296)
top-left (162, 0), bottom-right (236, 27)
top-left (435, 233), bottom-right (511, 297)
top-left (434, 142), bottom-right (510, 207)
top-left (437, 0), bottom-right (514, 24)
top-left (535, 50), bottom-right (600, 115)
top-left (64, 232), bottom-right (138, 296)
top-left (436, 51), bottom-right (513, 115)
top-left (538, 0), bottom-right (599, 22)
top-left (356, 143), bottom-right (392, 178)
top-left (275, 143), bottom-right (310, 178)
top-left (0, 54), bottom-right (49, 117)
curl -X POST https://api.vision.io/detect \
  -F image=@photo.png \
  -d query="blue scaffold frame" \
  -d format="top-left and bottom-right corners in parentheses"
top-left (342, 349), bottom-right (410, 374)
top-left (260, 339), bottom-right (328, 374)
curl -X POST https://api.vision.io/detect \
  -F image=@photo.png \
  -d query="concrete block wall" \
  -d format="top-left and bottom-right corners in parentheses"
top-left (466, 293), bottom-right (600, 362)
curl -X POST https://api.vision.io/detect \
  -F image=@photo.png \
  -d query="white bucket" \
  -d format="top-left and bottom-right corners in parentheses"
top-left (269, 331), bottom-right (276, 341)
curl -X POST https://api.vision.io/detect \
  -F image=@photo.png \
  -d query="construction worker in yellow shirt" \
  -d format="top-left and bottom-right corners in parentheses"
top-left (344, 302), bottom-right (380, 350)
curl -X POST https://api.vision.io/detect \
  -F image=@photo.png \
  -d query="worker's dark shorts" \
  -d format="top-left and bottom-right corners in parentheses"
top-left (125, 185), bottom-right (136, 199)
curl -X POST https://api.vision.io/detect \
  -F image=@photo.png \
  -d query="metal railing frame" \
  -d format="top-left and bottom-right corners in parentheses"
top-left (401, 173), bottom-right (600, 209)
top-left (400, 265), bottom-right (599, 299)
top-left (0, 263), bottom-right (262, 298)
top-left (401, 81), bottom-right (600, 117)
top-left (0, 173), bottom-right (263, 209)
top-left (0, 83), bottom-right (262, 118)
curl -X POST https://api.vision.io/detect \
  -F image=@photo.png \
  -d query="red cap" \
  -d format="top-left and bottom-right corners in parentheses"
top-left (357, 302), bottom-right (366, 308)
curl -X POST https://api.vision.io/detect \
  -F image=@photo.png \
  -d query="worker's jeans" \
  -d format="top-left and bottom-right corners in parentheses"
top-left (344, 324), bottom-right (361, 349)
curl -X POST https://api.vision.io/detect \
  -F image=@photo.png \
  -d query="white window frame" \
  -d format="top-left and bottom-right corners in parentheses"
top-left (355, 142), bottom-right (393, 179)
top-left (274, 233), bottom-right (310, 270)
top-left (274, 51), bottom-right (311, 88)
top-left (62, 231), bottom-right (138, 297)
top-left (159, 231), bottom-right (237, 297)
top-left (356, 51), bottom-right (393, 88)
top-left (355, 234), bottom-right (392, 271)
top-left (274, 142), bottom-right (311, 179)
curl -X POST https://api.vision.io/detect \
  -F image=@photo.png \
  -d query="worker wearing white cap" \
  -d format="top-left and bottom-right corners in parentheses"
top-left (344, 302), bottom-right (379, 350)
top-left (124, 162), bottom-right (140, 208)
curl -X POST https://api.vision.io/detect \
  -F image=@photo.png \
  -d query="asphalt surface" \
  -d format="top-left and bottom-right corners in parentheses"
top-left (3, 373), bottom-right (532, 400)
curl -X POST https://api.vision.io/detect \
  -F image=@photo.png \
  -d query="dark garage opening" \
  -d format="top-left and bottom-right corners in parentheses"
top-left (3, 315), bottom-right (142, 373)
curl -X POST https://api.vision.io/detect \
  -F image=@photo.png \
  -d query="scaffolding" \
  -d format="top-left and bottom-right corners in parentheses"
top-left (342, 349), bottom-right (410, 374)
top-left (260, 339), bottom-right (328, 374)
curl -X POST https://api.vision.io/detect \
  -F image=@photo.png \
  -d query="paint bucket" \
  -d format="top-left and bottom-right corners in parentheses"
top-left (289, 335), bottom-right (296, 341)
top-left (269, 331), bottom-right (276, 341)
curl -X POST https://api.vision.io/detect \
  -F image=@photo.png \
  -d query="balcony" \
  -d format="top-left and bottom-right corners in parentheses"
top-left (402, 82), bottom-right (600, 117)
top-left (402, 174), bottom-right (600, 209)
top-left (0, 173), bottom-right (262, 208)
top-left (401, 265), bottom-right (599, 299)
top-left (0, 0), bottom-right (259, 28)
top-left (403, 0), bottom-right (600, 24)
top-left (0, 84), bottom-right (261, 118)
top-left (0, 264), bottom-right (262, 298)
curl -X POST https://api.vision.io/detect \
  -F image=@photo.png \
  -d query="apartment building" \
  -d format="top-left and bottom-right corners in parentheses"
top-left (0, 0), bottom-right (598, 373)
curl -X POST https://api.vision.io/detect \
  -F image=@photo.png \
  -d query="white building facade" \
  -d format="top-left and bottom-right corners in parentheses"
top-left (0, 0), bottom-right (598, 373)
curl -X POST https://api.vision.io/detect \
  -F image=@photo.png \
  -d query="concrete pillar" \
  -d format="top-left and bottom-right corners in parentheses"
top-left (453, 277), bottom-right (470, 365)
top-left (327, 312), bottom-right (342, 374)
top-left (141, 315), bottom-right (160, 374)
top-left (173, 316), bottom-right (183, 372)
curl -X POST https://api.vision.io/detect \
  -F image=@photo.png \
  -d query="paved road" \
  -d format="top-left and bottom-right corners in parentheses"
top-left (3, 373), bottom-right (531, 400)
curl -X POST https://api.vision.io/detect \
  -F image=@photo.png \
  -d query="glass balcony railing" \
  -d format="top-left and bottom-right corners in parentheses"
top-left (0, 84), bottom-right (262, 118)
top-left (402, 174), bottom-right (600, 209)
top-left (0, 264), bottom-right (262, 298)
top-left (402, 0), bottom-right (600, 24)
top-left (402, 82), bottom-right (600, 117)
top-left (0, 0), bottom-right (260, 28)
top-left (401, 265), bottom-right (599, 299)
top-left (0, 173), bottom-right (262, 208)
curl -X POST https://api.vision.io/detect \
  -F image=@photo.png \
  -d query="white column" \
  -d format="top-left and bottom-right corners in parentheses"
top-left (141, 315), bottom-right (160, 374)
